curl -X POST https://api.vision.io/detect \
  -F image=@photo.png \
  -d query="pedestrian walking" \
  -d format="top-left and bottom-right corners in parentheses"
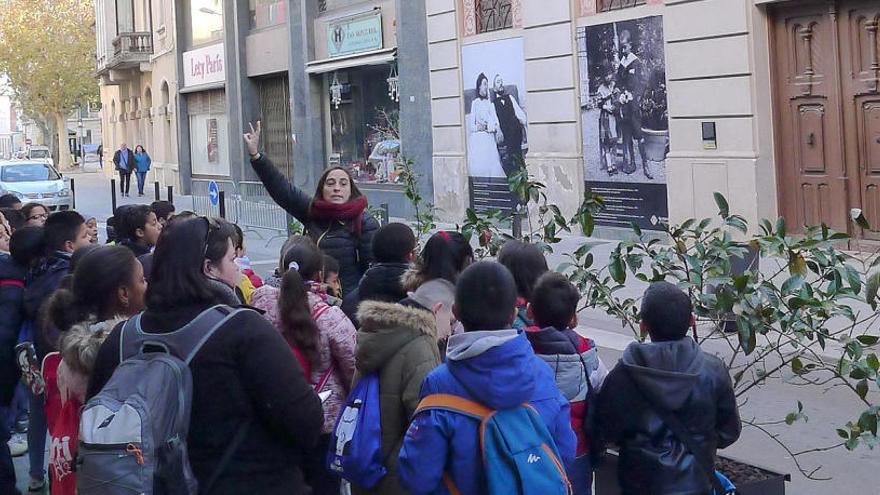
top-left (86, 217), bottom-right (323, 494)
top-left (42, 245), bottom-right (147, 495)
top-left (244, 121), bottom-right (379, 296)
top-left (112, 143), bottom-right (135, 197)
top-left (133, 145), bottom-right (152, 197)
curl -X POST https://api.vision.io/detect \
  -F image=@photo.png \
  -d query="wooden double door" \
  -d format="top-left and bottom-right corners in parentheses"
top-left (771, 0), bottom-right (880, 238)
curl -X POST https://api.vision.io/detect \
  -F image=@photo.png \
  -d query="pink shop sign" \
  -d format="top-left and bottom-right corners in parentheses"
top-left (183, 43), bottom-right (226, 88)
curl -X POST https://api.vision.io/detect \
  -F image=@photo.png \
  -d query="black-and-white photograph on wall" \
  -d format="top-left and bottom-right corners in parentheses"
top-left (578, 16), bottom-right (669, 230)
top-left (461, 37), bottom-right (528, 212)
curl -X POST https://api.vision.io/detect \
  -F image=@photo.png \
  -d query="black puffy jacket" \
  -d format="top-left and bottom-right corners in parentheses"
top-left (596, 337), bottom-right (741, 495)
top-left (341, 262), bottom-right (410, 325)
top-left (23, 252), bottom-right (71, 359)
top-left (0, 253), bottom-right (26, 406)
top-left (251, 155), bottom-right (378, 296)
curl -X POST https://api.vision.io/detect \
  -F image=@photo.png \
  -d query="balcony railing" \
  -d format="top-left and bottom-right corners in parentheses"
top-left (98, 32), bottom-right (153, 72)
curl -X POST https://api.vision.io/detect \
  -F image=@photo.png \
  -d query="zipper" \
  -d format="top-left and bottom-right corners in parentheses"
top-left (317, 224), bottom-right (332, 248)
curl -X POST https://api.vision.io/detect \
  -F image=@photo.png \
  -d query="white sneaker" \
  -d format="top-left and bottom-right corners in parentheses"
top-left (7, 434), bottom-right (27, 457)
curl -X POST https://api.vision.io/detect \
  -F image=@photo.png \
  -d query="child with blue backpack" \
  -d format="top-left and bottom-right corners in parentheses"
top-left (397, 261), bottom-right (576, 495)
top-left (525, 272), bottom-right (608, 495)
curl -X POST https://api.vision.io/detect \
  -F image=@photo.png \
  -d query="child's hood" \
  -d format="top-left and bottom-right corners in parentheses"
top-left (620, 337), bottom-right (705, 411)
top-left (445, 330), bottom-right (537, 410)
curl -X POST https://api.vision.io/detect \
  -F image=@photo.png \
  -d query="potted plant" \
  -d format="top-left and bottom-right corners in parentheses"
top-left (639, 76), bottom-right (669, 163)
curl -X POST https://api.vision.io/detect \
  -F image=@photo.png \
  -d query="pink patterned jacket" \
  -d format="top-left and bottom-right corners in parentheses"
top-left (251, 283), bottom-right (357, 433)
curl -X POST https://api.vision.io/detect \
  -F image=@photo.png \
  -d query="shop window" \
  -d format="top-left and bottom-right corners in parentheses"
top-left (187, 90), bottom-right (230, 176)
top-left (249, 0), bottom-right (287, 29)
top-left (476, 0), bottom-right (513, 34)
top-left (188, 0), bottom-right (224, 47)
top-left (598, 0), bottom-right (647, 13)
top-left (327, 65), bottom-right (401, 185)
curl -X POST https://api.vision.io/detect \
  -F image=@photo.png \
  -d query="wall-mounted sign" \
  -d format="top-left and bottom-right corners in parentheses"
top-left (207, 118), bottom-right (219, 163)
top-left (702, 121), bottom-right (717, 150)
top-left (183, 43), bottom-right (225, 88)
top-left (327, 12), bottom-right (383, 58)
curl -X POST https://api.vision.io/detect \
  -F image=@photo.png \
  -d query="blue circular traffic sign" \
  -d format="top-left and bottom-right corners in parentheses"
top-left (208, 181), bottom-right (219, 206)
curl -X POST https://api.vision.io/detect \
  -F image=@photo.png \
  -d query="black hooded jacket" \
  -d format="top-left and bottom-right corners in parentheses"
top-left (0, 253), bottom-right (26, 405)
top-left (596, 337), bottom-right (741, 495)
top-left (23, 251), bottom-right (71, 359)
top-left (250, 154), bottom-right (378, 296)
top-left (341, 262), bottom-right (409, 325)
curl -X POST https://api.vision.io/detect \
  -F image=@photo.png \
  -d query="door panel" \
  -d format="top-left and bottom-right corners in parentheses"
top-left (839, 3), bottom-right (880, 239)
top-left (772, 4), bottom-right (849, 232)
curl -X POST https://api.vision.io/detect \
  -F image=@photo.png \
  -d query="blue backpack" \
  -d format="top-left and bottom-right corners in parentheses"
top-left (326, 373), bottom-right (387, 488)
top-left (416, 394), bottom-right (572, 495)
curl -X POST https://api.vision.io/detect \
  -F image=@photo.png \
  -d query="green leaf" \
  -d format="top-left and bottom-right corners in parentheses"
top-left (867, 354), bottom-right (880, 371)
top-left (837, 428), bottom-right (850, 439)
top-left (776, 217), bottom-right (787, 237)
top-left (790, 254), bottom-right (807, 276)
top-left (856, 335), bottom-right (880, 346)
top-left (631, 222), bottom-right (642, 237)
top-left (781, 275), bottom-right (804, 294)
top-left (791, 357), bottom-right (804, 374)
top-left (609, 252), bottom-right (627, 284)
top-left (713, 192), bottom-right (730, 219)
top-left (856, 379), bottom-right (869, 400)
top-left (867, 268), bottom-right (880, 309)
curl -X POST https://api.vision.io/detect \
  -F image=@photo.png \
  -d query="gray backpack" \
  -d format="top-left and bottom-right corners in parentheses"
top-left (77, 305), bottom-right (248, 495)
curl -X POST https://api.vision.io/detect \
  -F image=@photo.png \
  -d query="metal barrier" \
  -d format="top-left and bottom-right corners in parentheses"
top-left (237, 181), bottom-right (289, 243)
top-left (191, 179), bottom-right (238, 221)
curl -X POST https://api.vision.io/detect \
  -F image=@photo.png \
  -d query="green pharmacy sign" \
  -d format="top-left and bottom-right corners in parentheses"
top-left (327, 12), bottom-right (383, 58)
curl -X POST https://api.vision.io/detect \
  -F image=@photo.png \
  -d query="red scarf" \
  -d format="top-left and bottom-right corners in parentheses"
top-left (310, 196), bottom-right (368, 237)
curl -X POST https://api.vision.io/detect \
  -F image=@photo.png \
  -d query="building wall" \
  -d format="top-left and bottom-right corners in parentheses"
top-left (98, 0), bottom-right (181, 191)
top-left (426, 0), bottom-right (778, 232)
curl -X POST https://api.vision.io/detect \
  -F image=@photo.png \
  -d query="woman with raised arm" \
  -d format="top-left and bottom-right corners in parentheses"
top-left (244, 121), bottom-right (379, 296)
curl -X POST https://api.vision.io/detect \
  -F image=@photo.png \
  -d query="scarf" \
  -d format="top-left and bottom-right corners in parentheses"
top-left (310, 196), bottom-right (368, 237)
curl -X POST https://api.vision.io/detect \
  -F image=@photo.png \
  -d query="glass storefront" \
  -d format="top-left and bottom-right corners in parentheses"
top-left (187, 90), bottom-right (230, 177)
top-left (326, 64), bottom-right (401, 185)
top-left (189, 0), bottom-right (224, 47)
top-left (249, 0), bottom-right (287, 30)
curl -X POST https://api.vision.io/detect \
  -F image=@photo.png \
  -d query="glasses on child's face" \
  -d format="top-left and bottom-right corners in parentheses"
top-left (28, 213), bottom-right (49, 221)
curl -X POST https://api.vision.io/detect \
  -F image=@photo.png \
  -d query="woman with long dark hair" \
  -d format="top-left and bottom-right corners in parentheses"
top-left (278, 241), bottom-right (356, 495)
top-left (497, 239), bottom-right (549, 329)
top-left (244, 121), bottom-right (379, 296)
top-left (133, 145), bottom-right (152, 197)
top-left (86, 217), bottom-right (323, 494)
top-left (403, 230), bottom-right (474, 292)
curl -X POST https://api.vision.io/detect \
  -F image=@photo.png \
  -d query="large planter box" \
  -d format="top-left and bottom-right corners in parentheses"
top-left (595, 451), bottom-right (790, 495)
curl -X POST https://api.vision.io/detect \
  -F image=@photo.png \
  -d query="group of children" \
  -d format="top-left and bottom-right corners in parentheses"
top-left (0, 190), bottom-right (742, 495)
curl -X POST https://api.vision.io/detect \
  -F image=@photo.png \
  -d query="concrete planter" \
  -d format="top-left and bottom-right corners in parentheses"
top-left (641, 127), bottom-right (669, 163)
top-left (595, 451), bottom-right (790, 495)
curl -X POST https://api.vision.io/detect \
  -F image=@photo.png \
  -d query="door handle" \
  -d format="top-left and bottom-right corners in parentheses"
top-left (807, 133), bottom-right (815, 146)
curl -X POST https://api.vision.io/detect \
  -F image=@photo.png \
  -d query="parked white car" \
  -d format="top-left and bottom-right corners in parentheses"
top-left (0, 161), bottom-right (72, 210)
top-left (27, 145), bottom-right (54, 167)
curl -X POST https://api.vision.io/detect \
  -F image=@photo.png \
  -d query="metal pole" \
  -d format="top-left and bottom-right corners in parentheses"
top-left (69, 178), bottom-right (76, 210)
top-left (154, 181), bottom-right (160, 201)
top-left (512, 205), bottom-right (523, 240)
top-left (218, 191), bottom-right (226, 219)
top-left (167, 185), bottom-right (173, 204)
top-left (380, 203), bottom-right (389, 226)
top-left (110, 178), bottom-right (117, 213)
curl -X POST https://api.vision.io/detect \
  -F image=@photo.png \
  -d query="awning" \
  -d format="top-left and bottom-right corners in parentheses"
top-left (179, 81), bottom-right (226, 94)
top-left (305, 47), bottom-right (396, 74)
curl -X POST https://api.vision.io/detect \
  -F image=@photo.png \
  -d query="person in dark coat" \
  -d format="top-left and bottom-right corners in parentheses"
top-left (341, 222), bottom-right (416, 325)
top-left (87, 217), bottom-right (324, 495)
top-left (112, 144), bottom-right (135, 197)
top-left (596, 281), bottom-right (741, 495)
top-left (492, 74), bottom-right (528, 178)
top-left (244, 121), bottom-right (379, 296)
top-left (615, 30), bottom-right (651, 179)
top-left (0, 229), bottom-right (29, 494)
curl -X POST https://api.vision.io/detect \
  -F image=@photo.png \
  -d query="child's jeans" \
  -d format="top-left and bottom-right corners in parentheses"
top-left (569, 455), bottom-right (593, 495)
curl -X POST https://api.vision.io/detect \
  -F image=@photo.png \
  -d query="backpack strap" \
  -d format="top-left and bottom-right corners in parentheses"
top-left (415, 393), bottom-right (493, 421)
top-left (119, 305), bottom-right (247, 364)
top-left (0, 279), bottom-right (25, 289)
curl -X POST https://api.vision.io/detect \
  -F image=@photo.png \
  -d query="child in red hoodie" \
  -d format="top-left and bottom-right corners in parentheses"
top-left (525, 272), bottom-right (608, 495)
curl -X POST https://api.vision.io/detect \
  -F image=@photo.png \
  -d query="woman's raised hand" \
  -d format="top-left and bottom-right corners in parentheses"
top-left (243, 121), bottom-right (262, 157)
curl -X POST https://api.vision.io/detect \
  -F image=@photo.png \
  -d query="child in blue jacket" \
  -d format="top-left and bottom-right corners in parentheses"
top-left (398, 261), bottom-right (576, 495)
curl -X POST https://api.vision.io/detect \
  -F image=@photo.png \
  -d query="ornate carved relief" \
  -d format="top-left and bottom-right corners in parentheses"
top-left (460, 0), bottom-right (521, 36)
